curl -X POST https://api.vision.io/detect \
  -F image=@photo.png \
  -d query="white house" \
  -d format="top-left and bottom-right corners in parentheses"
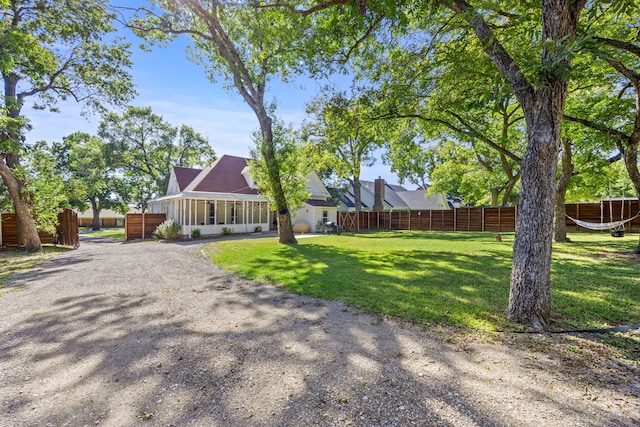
top-left (148, 155), bottom-right (337, 238)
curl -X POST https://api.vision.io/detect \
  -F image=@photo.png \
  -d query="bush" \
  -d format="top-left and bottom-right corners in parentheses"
top-left (254, 226), bottom-right (262, 233)
top-left (154, 219), bottom-right (181, 240)
top-left (191, 228), bottom-right (201, 239)
top-left (222, 227), bottom-right (234, 235)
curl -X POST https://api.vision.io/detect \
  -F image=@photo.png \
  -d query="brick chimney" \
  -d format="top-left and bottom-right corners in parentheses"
top-left (373, 177), bottom-right (385, 212)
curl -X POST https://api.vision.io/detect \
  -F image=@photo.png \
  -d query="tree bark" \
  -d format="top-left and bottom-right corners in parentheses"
top-left (3, 71), bottom-right (43, 251)
top-left (352, 178), bottom-right (362, 212)
top-left (622, 140), bottom-right (640, 253)
top-left (0, 160), bottom-right (42, 251)
top-left (257, 112), bottom-right (297, 244)
top-left (443, 0), bottom-right (586, 329)
top-left (91, 197), bottom-right (101, 231)
top-left (507, 89), bottom-right (563, 329)
top-left (490, 189), bottom-right (499, 207)
top-left (554, 139), bottom-right (573, 243)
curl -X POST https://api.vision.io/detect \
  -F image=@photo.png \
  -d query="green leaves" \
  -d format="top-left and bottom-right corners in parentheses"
top-left (1, 0), bottom-right (135, 118)
top-left (303, 87), bottom-right (385, 192)
top-left (248, 114), bottom-right (310, 212)
top-left (97, 106), bottom-right (216, 208)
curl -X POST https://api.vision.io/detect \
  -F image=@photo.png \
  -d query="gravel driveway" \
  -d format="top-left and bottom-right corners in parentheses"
top-left (0, 237), bottom-right (638, 426)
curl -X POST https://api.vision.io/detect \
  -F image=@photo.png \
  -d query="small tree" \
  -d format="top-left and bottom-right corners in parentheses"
top-left (4, 141), bottom-right (68, 234)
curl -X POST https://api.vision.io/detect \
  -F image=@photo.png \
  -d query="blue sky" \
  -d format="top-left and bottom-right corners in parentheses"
top-left (25, 20), bottom-right (403, 186)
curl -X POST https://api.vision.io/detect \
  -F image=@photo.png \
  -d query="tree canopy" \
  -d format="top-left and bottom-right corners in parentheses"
top-left (98, 106), bottom-right (216, 210)
top-left (51, 132), bottom-right (129, 230)
top-left (0, 0), bottom-right (134, 250)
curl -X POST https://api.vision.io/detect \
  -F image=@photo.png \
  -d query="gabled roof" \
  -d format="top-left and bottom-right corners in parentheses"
top-left (173, 166), bottom-right (202, 192)
top-left (339, 180), bottom-right (451, 211)
top-left (182, 155), bottom-right (259, 195)
top-left (360, 180), bottom-right (408, 209)
top-left (306, 199), bottom-right (336, 207)
top-left (397, 190), bottom-right (449, 210)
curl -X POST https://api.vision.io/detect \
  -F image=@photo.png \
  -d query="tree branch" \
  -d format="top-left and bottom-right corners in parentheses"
top-left (339, 14), bottom-right (384, 63)
top-left (594, 36), bottom-right (640, 58)
top-left (563, 114), bottom-right (630, 144)
top-left (441, 0), bottom-right (534, 108)
top-left (253, 0), bottom-right (351, 16)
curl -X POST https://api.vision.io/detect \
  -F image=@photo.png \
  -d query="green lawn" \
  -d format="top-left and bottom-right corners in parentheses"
top-left (204, 231), bottom-right (640, 333)
top-left (81, 228), bottom-right (125, 240)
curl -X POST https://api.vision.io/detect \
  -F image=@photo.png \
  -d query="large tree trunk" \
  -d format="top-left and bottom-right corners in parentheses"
top-left (0, 159), bottom-right (42, 251)
top-left (352, 178), bottom-right (362, 212)
top-left (257, 113), bottom-right (297, 244)
top-left (508, 92), bottom-right (562, 330)
top-left (507, 0), bottom-right (584, 329)
top-left (554, 139), bottom-right (573, 243)
top-left (622, 140), bottom-right (640, 253)
top-left (2, 74), bottom-right (42, 251)
top-left (446, 0), bottom-right (585, 329)
top-left (90, 197), bottom-right (101, 231)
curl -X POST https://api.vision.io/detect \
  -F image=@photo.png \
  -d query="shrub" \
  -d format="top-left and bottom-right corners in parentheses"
top-left (154, 219), bottom-right (181, 240)
top-left (222, 227), bottom-right (234, 235)
top-left (254, 226), bottom-right (262, 233)
top-left (191, 228), bottom-right (201, 239)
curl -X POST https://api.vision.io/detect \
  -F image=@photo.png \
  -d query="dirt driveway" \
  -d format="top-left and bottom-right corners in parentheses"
top-left (0, 237), bottom-right (638, 426)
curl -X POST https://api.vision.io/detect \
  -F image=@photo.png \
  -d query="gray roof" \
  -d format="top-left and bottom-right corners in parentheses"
top-left (340, 180), bottom-right (451, 211)
top-left (360, 180), bottom-right (410, 209)
top-left (396, 191), bottom-right (446, 210)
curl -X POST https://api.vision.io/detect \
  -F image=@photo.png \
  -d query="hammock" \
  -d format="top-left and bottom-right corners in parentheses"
top-left (566, 212), bottom-right (640, 231)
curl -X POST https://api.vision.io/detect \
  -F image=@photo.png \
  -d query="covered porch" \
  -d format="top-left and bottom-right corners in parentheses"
top-left (151, 193), bottom-right (272, 238)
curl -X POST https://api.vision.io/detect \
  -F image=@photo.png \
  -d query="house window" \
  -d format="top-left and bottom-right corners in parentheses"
top-left (208, 202), bottom-right (215, 225)
top-left (322, 210), bottom-right (329, 223)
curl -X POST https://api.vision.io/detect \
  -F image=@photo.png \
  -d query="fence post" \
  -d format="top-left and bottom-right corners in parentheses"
top-left (453, 208), bottom-right (457, 231)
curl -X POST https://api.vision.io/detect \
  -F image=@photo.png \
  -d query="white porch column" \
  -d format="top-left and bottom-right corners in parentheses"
top-left (188, 198), bottom-right (192, 237)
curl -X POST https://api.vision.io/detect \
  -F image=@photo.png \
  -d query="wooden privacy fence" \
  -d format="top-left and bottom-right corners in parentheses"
top-left (0, 208), bottom-right (79, 248)
top-left (125, 213), bottom-right (166, 241)
top-left (338, 200), bottom-right (640, 233)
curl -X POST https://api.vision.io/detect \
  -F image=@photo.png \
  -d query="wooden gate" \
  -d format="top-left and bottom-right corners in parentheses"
top-left (0, 208), bottom-right (79, 248)
top-left (56, 209), bottom-right (80, 248)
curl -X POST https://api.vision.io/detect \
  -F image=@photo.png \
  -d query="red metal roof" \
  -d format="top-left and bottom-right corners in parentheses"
top-left (191, 155), bottom-right (259, 195)
top-left (173, 166), bottom-right (202, 191)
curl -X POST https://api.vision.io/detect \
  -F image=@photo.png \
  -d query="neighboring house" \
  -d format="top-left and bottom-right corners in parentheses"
top-left (78, 209), bottom-right (129, 227)
top-left (338, 179), bottom-right (451, 212)
top-left (148, 155), bottom-right (337, 238)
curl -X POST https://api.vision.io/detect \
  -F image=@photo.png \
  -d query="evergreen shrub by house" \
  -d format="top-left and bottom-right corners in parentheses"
top-left (154, 219), bottom-right (181, 240)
